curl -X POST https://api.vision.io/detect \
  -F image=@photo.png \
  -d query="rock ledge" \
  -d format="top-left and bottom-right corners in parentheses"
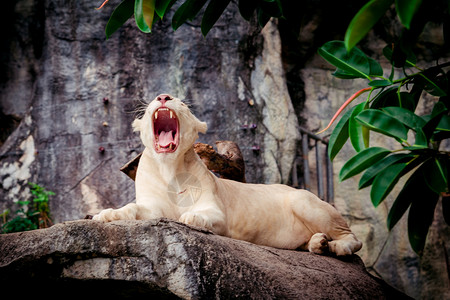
top-left (0, 219), bottom-right (407, 299)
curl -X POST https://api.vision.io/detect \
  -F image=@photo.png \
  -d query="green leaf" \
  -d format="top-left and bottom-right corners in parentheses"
top-left (423, 157), bottom-right (449, 194)
top-left (355, 109), bottom-right (409, 141)
top-left (143, 0), bottom-right (156, 27)
top-left (339, 147), bottom-right (391, 181)
top-left (414, 127), bottom-right (428, 147)
top-left (155, 0), bottom-right (177, 19)
top-left (333, 68), bottom-right (362, 79)
top-left (382, 44), bottom-right (416, 68)
top-left (105, 0), bottom-right (135, 39)
top-left (201, 0), bottom-right (231, 36)
top-left (328, 106), bottom-right (353, 161)
top-left (172, 0), bottom-right (208, 31)
top-left (396, 92), bottom-right (416, 111)
top-left (368, 80), bottom-right (392, 87)
top-left (408, 186), bottom-right (438, 255)
top-left (370, 162), bottom-right (409, 207)
top-left (349, 102), bottom-right (368, 152)
top-left (387, 164), bottom-right (423, 230)
top-left (318, 41), bottom-right (371, 80)
top-left (437, 115), bottom-right (450, 131)
top-left (372, 90), bottom-right (415, 110)
top-left (422, 101), bottom-right (448, 139)
top-left (134, 0), bottom-right (155, 33)
top-left (419, 72), bottom-right (448, 97)
top-left (395, 0), bottom-right (422, 29)
top-left (359, 153), bottom-right (413, 189)
top-left (344, 0), bottom-right (392, 50)
top-left (367, 56), bottom-right (384, 76)
top-left (369, 86), bottom-right (398, 108)
top-left (382, 107), bottom-right (426, 129)
top-left (363, 124), bottom-right (370, 149)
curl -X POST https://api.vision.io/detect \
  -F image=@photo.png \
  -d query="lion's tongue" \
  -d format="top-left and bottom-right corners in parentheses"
top-left (159, 130), bottom-right (174, 147)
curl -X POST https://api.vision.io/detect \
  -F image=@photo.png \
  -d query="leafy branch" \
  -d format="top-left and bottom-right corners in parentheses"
top-left (97, 0), bottom-right (284, 39)
top-left (317, 0), bottom-right (450, 255)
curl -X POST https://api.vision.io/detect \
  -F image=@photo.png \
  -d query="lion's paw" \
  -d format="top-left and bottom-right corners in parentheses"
top-left (179, 212), bottom-right (214, 231)
top-left (92, 208), bottom-right (117, 222)
top-left (308, 233), bottom-right (329, 254)
top-left (328, 240), bottom-right (354, 256)
top-left (92, 204), bottom-right (138, 222)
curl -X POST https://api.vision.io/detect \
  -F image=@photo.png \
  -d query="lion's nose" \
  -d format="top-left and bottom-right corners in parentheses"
top-left (157, 94), bottom-right (173, 105)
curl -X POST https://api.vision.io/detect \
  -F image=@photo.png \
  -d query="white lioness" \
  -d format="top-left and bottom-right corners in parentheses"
top-left (93, 94), bottom-right (362, 256)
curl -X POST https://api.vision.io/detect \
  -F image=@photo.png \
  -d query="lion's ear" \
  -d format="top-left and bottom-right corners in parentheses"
top-left (197, 121), bottom-right (207, 134)
top-left (132, 118), bottom-right (142, 132)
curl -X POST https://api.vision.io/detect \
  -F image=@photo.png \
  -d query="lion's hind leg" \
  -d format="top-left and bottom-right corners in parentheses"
top-left (328, 234), bottom-right (362, 256)
top-left (290, 190), bottom-right (362, 256)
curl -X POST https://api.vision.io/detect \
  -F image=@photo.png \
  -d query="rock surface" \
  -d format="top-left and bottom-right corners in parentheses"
top-left (0, 219), bottom-right (407, 299)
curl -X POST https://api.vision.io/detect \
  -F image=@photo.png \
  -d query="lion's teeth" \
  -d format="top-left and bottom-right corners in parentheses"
top-left (155, 111), bottom-right (158, 119)
top-left (169, 144), bottom-right (173, 150)
top-left (170, 111), bottom-right (173, 119)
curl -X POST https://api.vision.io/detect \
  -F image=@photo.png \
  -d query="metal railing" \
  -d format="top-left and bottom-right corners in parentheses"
top-left (291, 127), bottom-right (334, 204)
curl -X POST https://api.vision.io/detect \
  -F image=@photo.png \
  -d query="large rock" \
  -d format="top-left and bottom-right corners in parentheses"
top-left (0, 219), bottom-right (407, 299)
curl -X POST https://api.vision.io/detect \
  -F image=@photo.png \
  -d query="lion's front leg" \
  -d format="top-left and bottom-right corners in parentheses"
top-left (92, 203), bottom-right (140, 222)
top-left (179, 207), bottom-right (227, 235)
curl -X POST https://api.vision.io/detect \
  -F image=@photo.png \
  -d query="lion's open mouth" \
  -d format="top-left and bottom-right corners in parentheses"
top-left (153, 107), bottom-right (179, 153)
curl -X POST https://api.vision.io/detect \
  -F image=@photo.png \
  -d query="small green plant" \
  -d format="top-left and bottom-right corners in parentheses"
top-left (1, 183), bottom-right (54, 234)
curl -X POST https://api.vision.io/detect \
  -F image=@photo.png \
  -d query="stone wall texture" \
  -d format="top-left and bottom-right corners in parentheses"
top-left (0, 1), bottom-right (449, 298)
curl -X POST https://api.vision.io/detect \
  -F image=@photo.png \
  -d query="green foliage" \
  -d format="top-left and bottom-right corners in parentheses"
top-left (327, 107), bottom-right (353, 161)
top-left (1, 183), bottom-right (54, 234)
top-left (105, 0), bottom-right (134, 39)
top-left (134, 0), bottom-right (154, 33)
top-left (318, 41), bottom-right (383, 80)
top-left (318, 1), bottom-right (450, 255)
top-left (344, 0), bottom-right (392, 50)
top-left (100, 0), bottom-right (283, 38)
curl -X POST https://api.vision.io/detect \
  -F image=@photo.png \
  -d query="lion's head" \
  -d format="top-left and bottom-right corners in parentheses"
top-left (132, 94), bottom-right (207, 158)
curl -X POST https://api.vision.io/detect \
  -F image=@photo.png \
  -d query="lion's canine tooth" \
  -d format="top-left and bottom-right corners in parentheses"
top-left (170, 111), bottom-right (173, 119)
top-left (155, 111), bottom-right (158, 119)
top-left (169, 144), bottom-right (173, 150)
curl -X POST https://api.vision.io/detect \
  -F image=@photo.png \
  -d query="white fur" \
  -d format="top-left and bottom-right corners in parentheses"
top-left (93, 94), bottom-right (362, 256)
